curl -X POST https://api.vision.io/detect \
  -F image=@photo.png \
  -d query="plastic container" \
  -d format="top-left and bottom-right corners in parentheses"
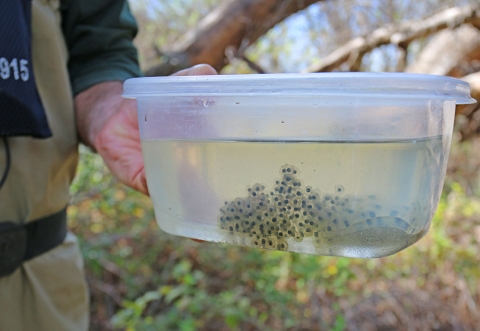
top-left (123, 73), bottom-right (475, 258)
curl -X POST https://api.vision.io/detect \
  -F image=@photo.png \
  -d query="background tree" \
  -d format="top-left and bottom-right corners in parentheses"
top-left (73, 1), bottom-right (480, 330)
top-left (133, 0), bottom-right (480, 137)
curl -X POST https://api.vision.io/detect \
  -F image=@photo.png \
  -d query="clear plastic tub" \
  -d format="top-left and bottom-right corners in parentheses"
top-left (124, 73), bottom-right (475, 258)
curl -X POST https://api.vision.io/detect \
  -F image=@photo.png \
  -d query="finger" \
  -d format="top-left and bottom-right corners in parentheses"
top-left (131, 168), bottom-right (149, 196)
top-left (171, 64), bottom-right (218, 76)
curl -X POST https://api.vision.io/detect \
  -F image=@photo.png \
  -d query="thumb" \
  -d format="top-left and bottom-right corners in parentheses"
top-left (171, 64), bottom-right (218, 76)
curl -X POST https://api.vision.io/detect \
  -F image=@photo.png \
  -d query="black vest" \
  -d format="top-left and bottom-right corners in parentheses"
top-left (0, 0), bottom-right (52, 138)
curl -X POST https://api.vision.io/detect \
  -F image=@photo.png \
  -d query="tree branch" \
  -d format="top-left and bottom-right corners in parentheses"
top-left (225, 45), bottom-right (268, 73)
top-left (406, 25), bottom-right (480, 76)
top-left (304, 4), bottom-right (480, 73)
top-left (146, 0), bottom-right (323, 76)
top-left (395, 45), bottom-right (408, 72)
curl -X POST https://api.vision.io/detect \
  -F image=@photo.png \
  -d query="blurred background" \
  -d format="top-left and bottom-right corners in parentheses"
top-left (69, 0), bottom-right (480, 329)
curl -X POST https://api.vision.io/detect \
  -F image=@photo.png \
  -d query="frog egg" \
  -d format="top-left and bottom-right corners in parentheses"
top-left (233, 197), bottom-right (244, 206)
top-left (250, 235), bottom-right (262, 247)
top-left (264, 237), bottom-right (277, 250)
top-left (279, 219), bottom-right (291, 231)
top-left (218, 216), bottom-right (228, 229)
top-left (249, 228), bottom-right (260, 237)
top-left (242, 217), bottom-right (255, 228)
top-left (233, 197), bottom-right (245, 209)
top-left (293, 231), bottom-right (305, 242)
top-left (248, 218), bottom-right (261, 230)
top-left (235, 221), bottom-right (244, 232)
top-left (270, 216), bottom-right (280, 224)
top-left (243, 200), bottom-right (254, 212)
top-left (280, 164), bottom-right (299, 175)
top-left (312, 202), bottom-right (323, 211)
top-left (326, 217), bottom-right (351, 234)
top-left (218, 208), bottom-right (227, 218)
top-left (255, 183), bottom-right (265, 192)
top-left (310, 217), bottom-right (323, 228)
top-left (323, 194), bottom-right (333, 203)
top-left (312, 237), bottom-right (322, 248)
top-left (308, 192), bottom-right (320, 201)
top-left (223, 219), bottom-right (243, 233)
top-left (303, 224), bottom-right (314, 237)
top-left (314, 218), bottom-right (345, 237)
top-left (292, 180), bottom-right (302, 187)
top-left (285, 228), bottom-right (295, 238)
top-left (258, 223), bottom-right (270, 235)
top-left (335, 185), bottom-right (345, 195)
top-left (265, 224), bottom-right (279, 236)
top-left (283, 174), bottom-right (294, 182)
top-left (229, 205), bottom-right (238, 214)
top-left (249, 184), bottom-right (265, 197)
top-left (277, 239), bottom-right (288, 251)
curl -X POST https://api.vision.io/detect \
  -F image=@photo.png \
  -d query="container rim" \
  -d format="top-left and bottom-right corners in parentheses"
top-left (123, 72), bottom-right (476, 104)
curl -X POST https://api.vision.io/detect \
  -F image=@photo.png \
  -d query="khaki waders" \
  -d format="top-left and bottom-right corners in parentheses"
top-left (0, 0), bottom-right (89, 330)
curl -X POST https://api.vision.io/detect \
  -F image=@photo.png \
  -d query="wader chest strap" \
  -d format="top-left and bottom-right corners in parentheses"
top-left (0, 208), bottom-right (67, 277)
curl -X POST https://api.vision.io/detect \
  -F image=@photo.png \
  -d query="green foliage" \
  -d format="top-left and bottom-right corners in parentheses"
top-left (71, 138), bottom-right (480, 330)
top-left (111, 257), bottom-right (266, 331)
top-left (331, 314), bottom-right (346, 331)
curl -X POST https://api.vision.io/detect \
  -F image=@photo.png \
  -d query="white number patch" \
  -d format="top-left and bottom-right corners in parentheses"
top-left (0, 57), bottom-right (29, 82)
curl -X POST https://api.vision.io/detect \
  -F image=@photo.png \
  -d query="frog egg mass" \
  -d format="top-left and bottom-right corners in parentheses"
top-left (217, 164), bottom-right (420, 254)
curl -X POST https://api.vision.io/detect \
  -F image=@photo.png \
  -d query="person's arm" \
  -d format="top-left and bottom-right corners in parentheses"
top-left (61, 0), bottom-right (142, 96)
top-left (74, 66), bottom-right (217, 196)
top-left (62, 1), bottom-right (217, 195)
top-left (74, 81), bottom-right (147, 193)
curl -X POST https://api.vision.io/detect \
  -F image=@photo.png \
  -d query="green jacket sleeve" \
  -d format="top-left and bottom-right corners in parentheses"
top-left (60, 0), bottom-right (142, 96)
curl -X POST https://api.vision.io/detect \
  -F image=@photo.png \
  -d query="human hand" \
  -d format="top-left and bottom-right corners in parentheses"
top-left (74, 64), bottom-right (217, 195)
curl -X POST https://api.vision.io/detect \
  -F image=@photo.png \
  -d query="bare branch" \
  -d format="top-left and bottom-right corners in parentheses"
top-left (304, 4), bottom-right (480, 73)
top-left (462, 72), bottom-right (480, 102)
top-left (241, 54), bottom-right (267, 74)
top-left (87, 276), bottom-right (123, 306)
top-left (147, 0), bottom-right (324, 76)
top-left (406, 25), bottom-right (480, 75)
top-left (456, 72), bottom-right (480, 141)
top-left (225, 45), bottom-right (267, 73)
top-left (396, 45), bottom-right (408, 72)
